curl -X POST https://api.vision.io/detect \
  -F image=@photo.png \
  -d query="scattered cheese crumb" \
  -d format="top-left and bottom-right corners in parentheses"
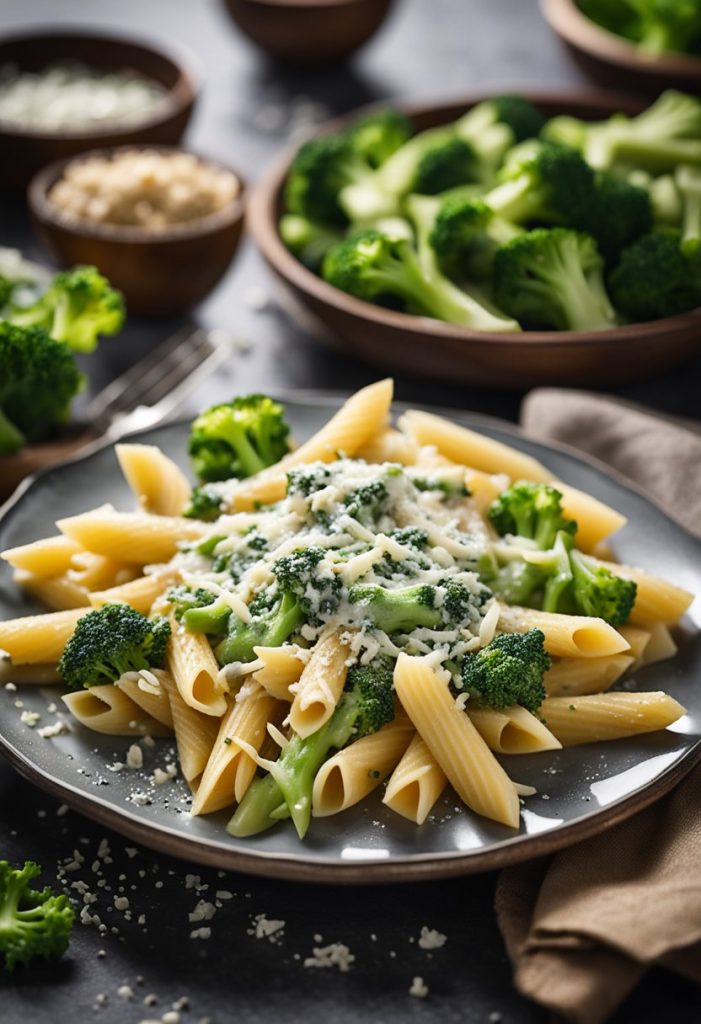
top-left (249, 913), bottom-right (285, 942)
top-left (126, 744), bottom-right (143, 769)
top-left (418, 926), bottom-right (447, 950)
top-left (189, 927), bottom-right (211, 940)
top-left (114, 896), bottom-right (130, 911)
top-left (409, 976), bottom-right (429, 998)
top-left (20, 710), bottom-right (40, 727)
top-left (189, 900), bottom-right (216, 923)
top-left (117, 984), bottom-right (134, 1000)
top-left (303, 942), bottom-right (355, 972)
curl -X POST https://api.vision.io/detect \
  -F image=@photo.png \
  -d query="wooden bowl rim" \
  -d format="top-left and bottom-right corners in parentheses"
top-left (28, 145), bottom-right (247, 246)
top-left (246, 87), bottom-right (701, 351)
top-left (0, 27), bottom-right (202, 141)
top-left (541, 0), bottom-right (701, 77)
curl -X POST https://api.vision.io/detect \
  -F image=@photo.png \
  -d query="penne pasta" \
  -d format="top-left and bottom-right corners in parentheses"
top-left (393, 653), bottom-right (520, 828)
top-left (1, 535), bottom-right (82, 577)
top-left (555, 483), bottom-right (627, 553)
top-left (159, 671), bottom-right (220, 787)
top-left (167, 617), bottom-right (228, 717)
top-left (383, 734), bottom-right (447, 825)
top-left (288, 629), bottom-right (351, 738)
top-left (62, 684), bottom-right (171, 737)
top-left (116, 443), bottom-right (191, 517)
top-left (312, 714), bottom-right (414, 817)
top-left (89, 569), bottom-right (178, 614)
top-left (642, 623), bottom-right (678, 665)
top-left (0, 608), bottom-right (88, 664)
top-left (252, 643), bottom-right (308, 702)
top-left (57, 507), bottom-right (207, 565)
top-left (617, 625), bottom-right (651, 664)
top-left (545, 654), bottom-right (635, 696)
top-left (115, 670), bottom-right (175, 728)
top-left (68, 552), bottom-right (137, 592)
top-left (355, 428), bottom-right (419, 466)
top-left (540, 692), bottom-right (686, 746)
top-left (595, 559), bottom-right (695, 626)
top-left (497, 604), bottom-right (631, 658)
top-left (14, 569), bottom-right (91, 611)
top-left (467, 704), bottom-right (561, 754)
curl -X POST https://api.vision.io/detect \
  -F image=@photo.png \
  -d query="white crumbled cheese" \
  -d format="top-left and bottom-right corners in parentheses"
top-left (215, 890), bottom-right (233, 900)
top-left (108, 762), bottom-right (125, 773)
top-left (189, 927), bottom-right (211, 940)
top-left (38, 720), bottom-right (69, 738)
top-left (56, 803), bottom-right (69, 816)
top-left (20, 710), bottom-right (40, 727)
top-left (455, 692), bottom-right (469, 711)
top-left (114, 896), bottom-right (130, 911)
top-left (4, 682), bottom-right (17, 691)
top-left (303, 942), bottom-right (355, 972)
top-left (172, 997), bottom-right (190, 1011)
top-left (153, 763), bottom-right (177, 785)
top-left (418, 926), bottom-right (447, 950)
top-left (126, 744), bottom-right (143, 769)
top-left (143, 994), bottom-right (158, 1007)
top-left (189, 900), bottom-right (216, 923)
top-left (161, 1013), bottom-right (181, 1024)
top-left (116, 985), bottom-right (134, 1000)
top-left (409, 976), bottom-right (429, 998)
top-left (249, 913), bottom-right (285, 942)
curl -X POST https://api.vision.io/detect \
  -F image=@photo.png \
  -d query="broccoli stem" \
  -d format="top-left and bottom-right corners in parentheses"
top-left (215, 593), bottom-right (303, 665)
top-left (217, 421), bottom-right (269, 477)
top-left (676, 166), bottom-right (701, 243)
top-left (182, 599), bottom-right (232, 635)
top-left (227, 774), bottom-right (286, 837)
top-left (0, 406), bottom-right (27, 454)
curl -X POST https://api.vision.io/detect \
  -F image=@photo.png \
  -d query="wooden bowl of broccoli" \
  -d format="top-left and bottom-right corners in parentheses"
top-left (247, 89), bottom-right (701, 389)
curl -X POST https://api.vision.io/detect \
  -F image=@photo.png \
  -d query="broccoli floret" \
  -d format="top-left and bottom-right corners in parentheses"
top-left (183, 484), bottom-right (225, 521)
top-left (453, 96), bottom-right (547, 174)
top-left (347, 109), bottom-right (414, 168)
top-left (478, 550), bottom-right (545, 607)
top-left (0, 276), bottom-right (14, 309)
top-left (675, 164), bottom-right (701, 243)
top-left (272, 547), bottom-right (342, 622)
top-left (342, 480), bottom-right (389, 524)
top-left (0, 322), bottom-right (84, 454)
top-left (286, 464), bottom-right (332, 498)
top-left (628, 170), bottom-right (683, 226)
top-left (348, 582), bottom-right (441, 633)
top-left (429, 196), bottom-right (522, 281)
top-left (461, 629), bottom-right (550, 712)
top-left (189, 394), bottom-right (291, 483)
top-left (8, 266), bottom-right (124, 353)
top-left (608, 229), bottom-right (701, 320)
top-left (441, 579), bottom-right (478, 622)
top-left (58, 604), bottom-right (170, 689)
top-left (624, 0), bottom-right (701, 55)
top-left (278, 214), bottom-right (344, 271)
top-left (167, 585), bottom-right (231, 635)
top-left (484, 141), bottom-right (595, 226)
top-left (228, 657), bottom-right (395, 838)
top-left (390, 526), bottom-right (430, 549)
top-left (322, 227), bottom-right (519, 330)
top-left (409, 474), bottom-right (470, 499)
top-left (412, 137), bottom-right (480, 195)
top-left (0, 860), bottom-right (74, 971)
top-left (574, 172), bottom-right (653, 264)
top-left (493, 228), bottom-right (618, 331)
top-left (569, 549), bottom-right (637, 626)
top-left (284, 134), bottom-right (365, 227)
top-left (215, 590), bottom-right (303, 665)
top-left (489, 481), bottom-right (577, 550)
top-left (543, 90), bottom-right (701, 173)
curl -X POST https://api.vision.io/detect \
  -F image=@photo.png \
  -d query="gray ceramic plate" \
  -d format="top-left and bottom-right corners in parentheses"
top-left (1, 394), bottom-right (700, 883)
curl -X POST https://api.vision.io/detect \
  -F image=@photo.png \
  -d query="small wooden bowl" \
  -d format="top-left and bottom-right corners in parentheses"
top-left (0, 30), bottom-right (200, 192)
top-left (28, 147), bottom-right (247, 317)
top-left (247, 90), bottom-right (701, 389)
top-left (541, 0), bottom-right (701, 95)
top-left (220, 0), bottom-right (395, 65)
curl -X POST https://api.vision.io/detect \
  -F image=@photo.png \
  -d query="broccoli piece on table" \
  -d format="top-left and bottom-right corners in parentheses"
top-left (215, 590), bottom-right (303, 666)
top-left (608, 229), bottom-right (701, 320)
top-left (58, 603), bottom-right (170, 690)
top-left (189, 394), bottom-right (291, 483)
top-left (493, 228), bottom-right (618, 331)
top-left (429, 196), bottom-right (522, 281)
top-left (8, 266), bottom-right (124, 353)
top-left (569, 549), bottom-right (637, 626)
top-left (348, 582), bottom-right (441, 633)
top-left (675, 164), bottom-right (701, 243)
top-left (461, 628), bottom-right (550, 713)
top-left (489, 481), bottom-right (578, 550)
top-left (228, 657), bottom-right (395, 838)
top-left (0, 860), bottom-right (74, 971)
top-left (278, 213), bottom-right (344, 271)
top-left (0, 322), bottom-right (84, 455)
top-left (484, 141), bottom-right (595, 226)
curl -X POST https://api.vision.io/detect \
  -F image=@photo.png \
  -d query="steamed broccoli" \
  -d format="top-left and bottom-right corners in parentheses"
top-left (0, 861), bottom-right (74, 971)
top-left (460, 628), bottom-right (550, 713)
top-left (271, 546), bottom-right (342, 621)
top-left (167, 585), bottom-right (231, 635)
top-left (58, 604), bottom-right (170, 689)
top-left (346, 109), bottom-right (414, 168)
top-left (628, 170), bottom-right (683, 226)
top-left (574, 172), bottom-right (653, 264)
top-left (279, 213), bottom-right (344, 270)
top-left (0, 322), bottom-right (84, 454)
top-left (580, 0), bottom-right (701, 56)
top-left (412, 138), bottom-right (480, 195)
top-left (493, 228), bottom-right (618, 331)
top-left (675, 164), bottom-right (701, 243)
top-left (284, 133), bottom-right (364, 227)
top-left (228, 657), bottom-right (395, 838)
top-left (189, 394), bottom-right (291, 483)
top-left (348, 582), bottom-right (441, 633)
top-left (456, 95), bottom-right (546, 148)
top-left (322, 227), bottom-right (519, 330)
top-left (489, 481), bottom-right (578, 550)
top-left (183, 484), bottom-right (225, 521)
top-left (543, 90), bottom-right (701, 173)
top-left (215, 590), bottom-right (303, 665)
top-left (569, 549), bottom-right (637, 626)
top-left (8, 266), bottom-right (124, 353)
top-left (429, 196), bottom-right (522, 281)
top-left (608, 229), bottom-right (701, 320)
top-left (484, 141), bottom-right (595, 226)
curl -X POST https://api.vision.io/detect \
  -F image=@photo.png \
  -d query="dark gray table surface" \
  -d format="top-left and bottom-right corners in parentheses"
top-left (1, 1), bottom-right (700, 1021)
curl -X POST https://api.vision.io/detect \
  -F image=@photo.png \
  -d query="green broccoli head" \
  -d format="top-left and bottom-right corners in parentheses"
top-left (278, 213), bottom-right (344, 271)
top-left (189, 394), bottom-right (291, 483)
top-left (390, 526), bottom-right (430, 549)
top-left (461, 628), bottom-right (551, 712)
top-left (486, 141), bottom-right (595, 226)
top-left (608, 229), bottom-right (701, 321)
top-left (343, 657), bottom-right (396, 738)
top-left (429, 196), bottom-right (521, 281)
top-left (575, 172), bottom-right (653, 265)
top-left (286, 463), bottom-right (333, 498)
top-left (347, 109), bottom-right (414, 168)
top-left (489, 481), bottom-right (577, 550)
top-left (628, 0), bottom-right (701, 55)
top-left (58, 604), bottom-right (170, 689)
top-left (0, 322), bottom-right (84, 454)
top-left (569, 550), bottom-right (637, 626)
top-left (348, 582), bottom-right (441, 633)
top-left (9, 266), bottom-right (124, 353)
top-left (0, 860), bottom-right (74, 971)
top-left (493, 227), bottom-right (618, 331)
top-left (0, 276), bottom-right (14, 309)
top-left (490, 95), bottom-right (547, 142)
top-left (284, 133), bottom-right (365, 226)
top-left (412, 137), bottom-right (479, 195)
top-left (342, 480), bottom-right (389, 524)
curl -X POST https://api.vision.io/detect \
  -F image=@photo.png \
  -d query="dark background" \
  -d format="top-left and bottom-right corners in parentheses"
top-left (1, 1), bottom-right (700, 1021)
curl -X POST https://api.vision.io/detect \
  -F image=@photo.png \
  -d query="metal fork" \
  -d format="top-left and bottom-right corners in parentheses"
top-left (86, 326), bottom-right (235, 440)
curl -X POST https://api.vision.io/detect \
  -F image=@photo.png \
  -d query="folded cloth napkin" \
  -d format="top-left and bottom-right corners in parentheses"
top-left (495, 389), bottom-right (701, 1024)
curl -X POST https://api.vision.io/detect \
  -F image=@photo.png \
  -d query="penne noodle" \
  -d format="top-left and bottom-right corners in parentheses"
top-left (467, 704), bottom-right (561, 754)
top-left (0, 608), bottom-right (88, 664)
top-left (497, 604), bottom-right (631, 658)
top-left (393, 653), bottom-right (520, 828)
top-left (540, 692), bottom-right (686, 746)
top-left (555, 483), bottom-right (627, 553)
top-left (617, 625), bottom-right (651, 664)
top-left (57, 507), bottom-right (207, 565)
top-left (252, 643), bottom-right (308, 702)
top-left (288, 629), bottom-right (351, 738)
top-left (312, 714), bottom-right (414, 817)
top-left (115, 670), bottom-right (175, 728)
top-left (159, 671), bottom-right (220, 787)
top-left (355, 428), bottom-right (419, 466)
top-left (463, 468), bottom-right (511, 515)
top-left (14, 569), bottom-right (91, 611)
top-left (545, 654), bottom-right (635, 696)
top-left (383, 734), bottom-right (447, 825)
top-left (116, 443), bottom-right (191, 517)
top-left (595, 559), bottom-right (695, 626)
top-left (167, 617), bottom-right (227, 717)
top-left (62, 684), bottom-right (171, 737)
top-left (1, 535), bottom-right (82, 577)
top-left (68, 552), bottom-right (137, 592)
top-left (89, 569), bottom-right (178, 614)
top-left (642, 623), bottom-right (678, 665)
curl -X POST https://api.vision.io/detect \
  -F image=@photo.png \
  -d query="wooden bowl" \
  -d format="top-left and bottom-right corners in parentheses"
top-left (0, 30), bottom-right (200, 192)
top-left (220, 0), bottom-right (395, 65)
top-left (247, 90), bottom-right (701, 389)
top-left (28, 147), bottom-right (247, 317)
top-left (541, 0), bottom-right (701, 95)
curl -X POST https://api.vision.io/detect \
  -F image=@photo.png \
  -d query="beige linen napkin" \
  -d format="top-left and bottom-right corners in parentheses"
top-left (495, 389), bottom-right (701, 1024)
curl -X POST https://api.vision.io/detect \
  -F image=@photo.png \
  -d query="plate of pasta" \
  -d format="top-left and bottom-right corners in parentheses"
top-left (0, 379), bottom-right (699, 882)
